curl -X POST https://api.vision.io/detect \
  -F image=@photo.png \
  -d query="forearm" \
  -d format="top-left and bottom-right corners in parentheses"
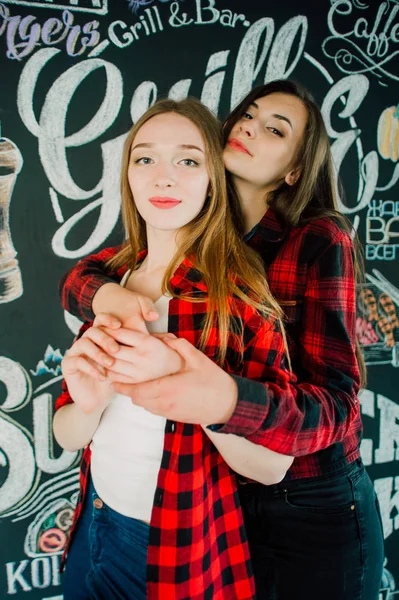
top-left (92, 283), bottom-right (140, 322)
top-left (203, 426), bottom-right (293, 485)
top-left (223, 231), bottom-right (362, 456)
top-left (53, 403), bottom-right (106, 452)
top-left (218, 375), bottom-right (360, 457)
top-left (59, 246), bottom-right (124, 321)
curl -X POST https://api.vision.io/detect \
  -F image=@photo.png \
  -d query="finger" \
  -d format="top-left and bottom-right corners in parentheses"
top-left (123, 314), bottom-right (150, 334)
top-left (75, 335), bottom-right (117, 366)
top-left (112, 378), bottom-right (164, 401)
top-left (83, 327), bottom-right (120, 355)
top-left (93, 313), bottom-right (122, 330)
top-left (105, 356), bottom-right (141, 377)
top-left (111, 382), bottom-right (137, 398)
top-left (137, 296), bottom-right (159, 322)
top-left (62, 355), bottom-right (107, 381)
top-left (106, 371), bottom-right (140, 384)
top-left (102, 327), bottom-right (151, 347)
top-left (151, 332), bottom-right (176, 341)
top-left (161, 337), bottom-right (200, 363)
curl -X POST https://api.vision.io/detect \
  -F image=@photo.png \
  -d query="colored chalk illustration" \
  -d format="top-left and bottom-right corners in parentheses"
top-left (378, 105), bottom-right (399, 163)
top-left (30, 345), bottom-right (63, 378)
top-left (0, 134), bottom-right (23, 303)
top-left (357, 270), bottom-right (399, 367)
top-left (23, 483), bottom-right (78, 558)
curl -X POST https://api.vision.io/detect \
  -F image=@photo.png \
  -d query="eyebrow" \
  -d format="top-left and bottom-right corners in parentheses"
top-left (250, 102), bottom-right (293, 129)
top-left (131, 142), bottom-right (204, 152)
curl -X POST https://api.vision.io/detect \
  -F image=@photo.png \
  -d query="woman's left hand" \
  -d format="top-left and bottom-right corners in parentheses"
top-left (102, 328), bottom-right (184, 384)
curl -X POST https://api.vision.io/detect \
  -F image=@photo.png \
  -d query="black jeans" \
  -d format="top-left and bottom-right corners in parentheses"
top-left (238, 459), bottom-right (384, 600)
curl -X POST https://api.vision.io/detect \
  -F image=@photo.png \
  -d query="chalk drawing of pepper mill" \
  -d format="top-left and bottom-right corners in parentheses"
top-left (0, 123), bottom-right (23, 303)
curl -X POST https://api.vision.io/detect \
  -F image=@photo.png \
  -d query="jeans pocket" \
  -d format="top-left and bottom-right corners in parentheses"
top-left (284, 473), bottom-right (357, 515)
top-left (89, 502), bottom-right (109, 564)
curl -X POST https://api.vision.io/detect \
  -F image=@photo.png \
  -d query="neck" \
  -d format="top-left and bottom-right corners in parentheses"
top-left (142, 226), bottom-right (179, 272)
top-left (232, 177), bottom-right (270, 233)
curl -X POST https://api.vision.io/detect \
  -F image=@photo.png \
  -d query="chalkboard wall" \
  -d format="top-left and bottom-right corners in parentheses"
top-left (0, 0), bottom-right (398, 597)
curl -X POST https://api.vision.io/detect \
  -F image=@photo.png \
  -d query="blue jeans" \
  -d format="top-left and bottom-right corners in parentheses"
top-left (239, 459), bottom-right (384, 600)
top-left (63, 475), bottom-right (150, 600)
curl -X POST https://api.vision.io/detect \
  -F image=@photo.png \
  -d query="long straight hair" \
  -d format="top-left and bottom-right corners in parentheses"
top-left (223, 80), bottom-right (366, 386)
top-left (107, 98), bottom-right (287, 365)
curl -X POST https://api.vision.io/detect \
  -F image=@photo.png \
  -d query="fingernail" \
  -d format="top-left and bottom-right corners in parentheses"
top-left (104, 357), bottom-right (113, 366)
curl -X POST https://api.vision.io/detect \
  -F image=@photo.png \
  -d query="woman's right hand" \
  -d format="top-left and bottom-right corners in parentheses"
top-left (61, 314), bottom-right (121, 414)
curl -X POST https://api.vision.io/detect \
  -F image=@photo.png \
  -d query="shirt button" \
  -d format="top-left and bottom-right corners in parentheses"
top-left (93, 498), bottom-right (103, 510)
top-left (171, 422), bottom-right (175, 433)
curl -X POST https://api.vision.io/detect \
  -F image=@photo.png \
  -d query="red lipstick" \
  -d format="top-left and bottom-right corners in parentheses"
top-left (149, 196), bottom-right (182, 209)
top-left (227, 138), bottom-right (252, 156)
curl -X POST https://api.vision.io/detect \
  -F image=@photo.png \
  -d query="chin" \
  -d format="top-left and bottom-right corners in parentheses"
top-left (224, 161), bottom-right (251, 183)
top-left (223, 151), bottom-right (239, 174)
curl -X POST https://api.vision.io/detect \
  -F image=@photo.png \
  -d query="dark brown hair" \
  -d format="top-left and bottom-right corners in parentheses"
top-left (223, 80), bottom-right (366, 386)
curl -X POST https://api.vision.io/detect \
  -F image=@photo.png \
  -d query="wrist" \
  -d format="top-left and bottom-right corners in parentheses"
top-left (215, 374), bottom-right (238, 425)
top-left (92, 283), bottom-right (123, 316)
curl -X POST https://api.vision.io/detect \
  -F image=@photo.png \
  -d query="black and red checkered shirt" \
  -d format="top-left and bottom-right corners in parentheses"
top-left (56, 253), bottom-right (290, 599)
top-left (59, 209), bottom-right (362, 481)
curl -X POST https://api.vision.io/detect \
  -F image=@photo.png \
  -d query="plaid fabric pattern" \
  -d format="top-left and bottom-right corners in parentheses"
top-left (56, 255), bottom-right (289, 599)
top-left (59, 209), bottom-right (363, 481)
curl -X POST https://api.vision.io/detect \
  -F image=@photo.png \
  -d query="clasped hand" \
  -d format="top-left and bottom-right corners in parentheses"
top-left (62, 313), bottom-right (237, 424)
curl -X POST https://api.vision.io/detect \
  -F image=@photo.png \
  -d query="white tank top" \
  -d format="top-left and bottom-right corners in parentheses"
top-left (90, 271), bottom-right (169, 521)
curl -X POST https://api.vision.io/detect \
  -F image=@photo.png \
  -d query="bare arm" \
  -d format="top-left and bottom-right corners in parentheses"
top-left (53, 317), bottom-right (119, 452)
top-left (203, 426), bottom-right (293, 485)
top-left (59, 246), bottom-right (158, 331)
top-left (53, 402), bottom-right (107, 452)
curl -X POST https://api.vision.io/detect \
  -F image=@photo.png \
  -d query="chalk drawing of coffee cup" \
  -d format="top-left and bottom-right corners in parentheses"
top-left (377, 105), bottom-right (399, 162)
top-left (0, 136), bottom-right (23, 303)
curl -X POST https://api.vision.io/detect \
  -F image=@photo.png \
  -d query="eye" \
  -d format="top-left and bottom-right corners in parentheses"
top-left (179, 159), bottom-right (199, 166)
top-left (267, 127), bottom-right (283, 137)
top-left (242, 111), bottom-right (253, 120)
top-left (134, 157), bottom-right (153, 165)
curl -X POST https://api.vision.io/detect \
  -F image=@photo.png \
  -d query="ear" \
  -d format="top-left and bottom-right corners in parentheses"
top-left (285, 168), bottom-right (301, 187)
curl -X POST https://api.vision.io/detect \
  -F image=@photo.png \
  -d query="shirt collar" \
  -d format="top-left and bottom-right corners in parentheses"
top-left (135, 249), bottom-right (208, 295)
top-left (249, 208), bottom-right (289, 243)
top-left (170, 256), bottom-right (208, 295)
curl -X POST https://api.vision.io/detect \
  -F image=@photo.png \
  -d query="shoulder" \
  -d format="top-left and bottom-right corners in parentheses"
top-left (83, 244), bottom-right (124, 264)
top-left (295, 215), bottom-right (352, 244)
top-left (289, 215), bottom-right (354, 264)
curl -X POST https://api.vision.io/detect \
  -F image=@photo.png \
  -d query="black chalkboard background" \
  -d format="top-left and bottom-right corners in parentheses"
top-left (0, 0), bottom-right (398, 597)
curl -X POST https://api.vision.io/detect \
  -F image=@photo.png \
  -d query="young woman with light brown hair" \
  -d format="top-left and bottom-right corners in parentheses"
top-left (54, 97), bottom-right (293, 600)
top-left (59, 80), bottom-right (385, 600)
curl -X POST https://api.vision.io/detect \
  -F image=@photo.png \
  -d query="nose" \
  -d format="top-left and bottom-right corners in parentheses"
top-left (154, 161), bottom-right (176, 188)
top-left (238, 119), bottom-right (256, 138)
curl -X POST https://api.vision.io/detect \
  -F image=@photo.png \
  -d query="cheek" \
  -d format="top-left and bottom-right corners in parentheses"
top-left (128, 171), bottom-right (147, 196)
top-left (187, 171), bottom-right (210, 194)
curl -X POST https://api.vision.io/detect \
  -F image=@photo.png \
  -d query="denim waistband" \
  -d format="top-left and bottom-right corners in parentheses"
top-left (87, 473), bottom-right (151, 535)
top-left (238, 458), bottom-right (364, 494)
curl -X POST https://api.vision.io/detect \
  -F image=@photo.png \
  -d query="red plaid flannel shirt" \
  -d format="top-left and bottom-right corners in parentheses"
top-left (56, 254), bottom-right (290, 599)
top-left (59, 209), bottom-right (362, 481)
